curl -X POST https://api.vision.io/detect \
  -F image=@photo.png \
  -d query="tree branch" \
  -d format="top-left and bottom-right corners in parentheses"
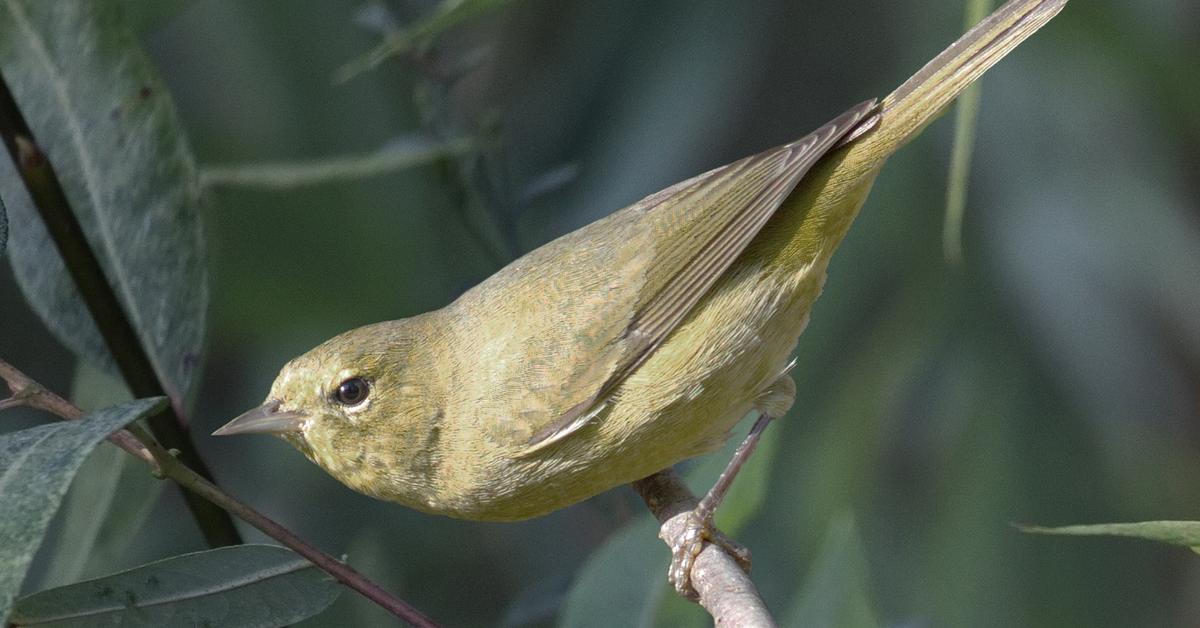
top-left (0, 358), bottom-right (440, 628)
top-left (633, 470), bottom-right (777, 627)
top-left (0, 71), bottom-right (240, 547)
top-left (0, 359), bottom-right (158, 471)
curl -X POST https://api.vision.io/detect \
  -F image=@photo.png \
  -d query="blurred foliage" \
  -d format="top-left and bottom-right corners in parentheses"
top-left (2, 0), bottom-right (1199, 626)
top-left (334, 0), bottom-right (522, 83)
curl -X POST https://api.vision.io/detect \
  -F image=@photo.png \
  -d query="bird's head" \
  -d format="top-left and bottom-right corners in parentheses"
top-left (214, 318), bottom-right (444, 501)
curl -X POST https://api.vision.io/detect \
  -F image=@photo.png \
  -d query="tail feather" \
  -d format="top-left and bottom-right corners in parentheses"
top-left (855, 0), bottom-right (1067, 158)
top-left (769, 0), bottom-right (1065, 266)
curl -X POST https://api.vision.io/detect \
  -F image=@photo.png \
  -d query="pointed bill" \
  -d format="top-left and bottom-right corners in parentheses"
top-left (212, 400), bottom-right (305, 436)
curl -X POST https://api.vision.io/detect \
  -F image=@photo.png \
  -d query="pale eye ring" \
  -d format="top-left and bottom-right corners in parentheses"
top-left (333, 377), bottom-right (369, 406)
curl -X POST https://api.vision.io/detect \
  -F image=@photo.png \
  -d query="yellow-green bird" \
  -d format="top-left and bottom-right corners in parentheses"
top-left (217, 0), bottom-right (1065, 595)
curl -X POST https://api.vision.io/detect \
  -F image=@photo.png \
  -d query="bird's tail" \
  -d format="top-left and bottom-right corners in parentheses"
top-left (845, 0), bottom-right (1067, 159)
top-left (764, 0), bottom-right (1065, 269)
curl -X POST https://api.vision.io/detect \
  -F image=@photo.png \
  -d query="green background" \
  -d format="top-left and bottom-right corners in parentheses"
top-left (3, 0), bottom-right (1199, 626)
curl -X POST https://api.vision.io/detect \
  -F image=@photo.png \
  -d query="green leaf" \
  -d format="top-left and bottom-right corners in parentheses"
top-left (334, 0), bottom-right (519, 83)
top-left (34, 438), bottom-right (128, 588)
top-left (35, 363), bottom-right (163, 589)
top-left (10, 545), bottom-right (341, 628)
top-left (559, 517), bottom-right (667, 628)
top-left (942, 0), bottom-right (993, 264)
top-left (783, 512), bottom-right (880, 628)
top-left (1020, 521), bottom-right (1200, 550)
top-left (37, 443), bottom-right (163, 589)
top-left (0, 1), bottom-right (207, 408)
top-left (0, 397), bottom-right (166, 622)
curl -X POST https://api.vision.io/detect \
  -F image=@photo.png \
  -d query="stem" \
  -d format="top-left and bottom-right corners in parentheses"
top-left (943, 0), bottom-right (993, 264)
top-left (0, 359), bottom-right (158, 470)
top-left (0, 358), bottom-right (439, 627)
top-left (0, 71), bottom-right (240, 547)
top-left (198, 137), bottom-right (476, 191)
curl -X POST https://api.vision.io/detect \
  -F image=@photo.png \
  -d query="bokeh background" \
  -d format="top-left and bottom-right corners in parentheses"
top-left (4, 0), bottom-right (1200, 626)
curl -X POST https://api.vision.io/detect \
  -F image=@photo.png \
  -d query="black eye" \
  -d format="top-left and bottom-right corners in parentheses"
top-left (334, 377), bottom-right (369, 406)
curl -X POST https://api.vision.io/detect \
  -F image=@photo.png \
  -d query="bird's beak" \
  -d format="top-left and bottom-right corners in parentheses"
top-left (212, 399), bottom-right (306, 436)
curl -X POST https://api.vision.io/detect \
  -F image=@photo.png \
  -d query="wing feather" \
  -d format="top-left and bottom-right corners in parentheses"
top-left (517, 99), bottom-right (877, 454)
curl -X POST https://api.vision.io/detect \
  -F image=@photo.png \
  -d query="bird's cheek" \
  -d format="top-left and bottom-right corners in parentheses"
top-left (296, 420), bottom-right (334, 460)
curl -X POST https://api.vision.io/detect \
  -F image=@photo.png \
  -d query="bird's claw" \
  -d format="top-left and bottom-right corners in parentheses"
top-left (668, 509), bottom-right (752, 600)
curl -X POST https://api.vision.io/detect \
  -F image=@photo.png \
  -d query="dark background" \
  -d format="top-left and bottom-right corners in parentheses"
top-left (4, 0), bottom-right (1199, 626)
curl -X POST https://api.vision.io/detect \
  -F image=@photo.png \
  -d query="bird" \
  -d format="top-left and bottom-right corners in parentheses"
top-left (215, 0), bottom-right (1067, 597)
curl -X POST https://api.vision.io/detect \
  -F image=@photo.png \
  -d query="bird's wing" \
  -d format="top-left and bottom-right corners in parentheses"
top-left (459, 100), bottom-right (875, 455)
top-left (593, 101), bottom-right (878, 401)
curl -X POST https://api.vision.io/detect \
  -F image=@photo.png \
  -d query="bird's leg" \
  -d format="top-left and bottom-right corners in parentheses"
top-left (668, 413), bottom-right (773, 599)
top-left (667, 370), bottom-right (794, 598)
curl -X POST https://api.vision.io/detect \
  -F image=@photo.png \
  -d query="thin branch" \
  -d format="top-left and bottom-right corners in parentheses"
top-left (0, 71), bottom-right (240, 546)
top-left (0, 358), bottom-right (440, 628)
top-left (199, 137), bottom-right (477, 191)
top-left (0, 359), bottom-right (158, 469)
top-left (633, 470), bottom-right (777, 627)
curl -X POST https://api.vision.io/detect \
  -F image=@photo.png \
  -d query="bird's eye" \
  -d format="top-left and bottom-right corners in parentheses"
top-left (333, 377), bottom-right (369, 406)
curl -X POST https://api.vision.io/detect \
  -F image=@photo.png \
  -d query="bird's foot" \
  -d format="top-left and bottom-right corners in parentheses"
top-left (668, 508), bottom-right (753, 600)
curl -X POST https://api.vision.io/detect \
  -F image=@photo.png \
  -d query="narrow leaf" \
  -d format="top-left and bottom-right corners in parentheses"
top-left (10, 545), bottom-right (341, 628)
top-left (0, 0), bottom-right (207, 408)
top-left (0, 397), bottom-right (166, 621)
top-left (942, 0), bottom-right (993, 264)
top-left (1020, 521), bottom-right (1200, 550)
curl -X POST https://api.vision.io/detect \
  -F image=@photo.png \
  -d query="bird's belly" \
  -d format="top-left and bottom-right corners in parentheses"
top-left (453, 261), bottom-right (825, 521)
